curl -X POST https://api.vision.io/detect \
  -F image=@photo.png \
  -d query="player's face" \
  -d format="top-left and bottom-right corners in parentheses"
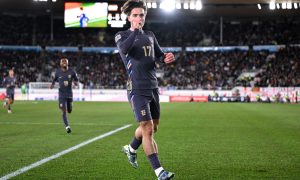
top-left (128, 8), bottom-right (146, 28)
top-left (9, 70), bottom-right (14, 77)
top-left (60, 59), bottom-right (68, 68)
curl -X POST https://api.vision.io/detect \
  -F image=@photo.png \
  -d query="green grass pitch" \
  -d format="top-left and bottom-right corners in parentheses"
top-left (0, 101), bottom-right (300, 179)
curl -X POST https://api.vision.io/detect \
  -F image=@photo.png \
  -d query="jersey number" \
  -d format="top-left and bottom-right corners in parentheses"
top-left (142, 46), bottom-right (152, 57)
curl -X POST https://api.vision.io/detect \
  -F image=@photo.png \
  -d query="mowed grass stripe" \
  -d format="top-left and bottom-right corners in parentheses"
top-left (0, 124), bottom-right (131, 180)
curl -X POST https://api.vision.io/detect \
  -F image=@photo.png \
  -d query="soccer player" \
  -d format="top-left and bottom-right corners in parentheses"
top-left (2, 69), bottom-right (16, 113)
top-left (50, 58), bottom-right (79, 134)
top-left (115, 0), bottom-right (175, 179)
top-left (77, 7), bottom-right (89, 28)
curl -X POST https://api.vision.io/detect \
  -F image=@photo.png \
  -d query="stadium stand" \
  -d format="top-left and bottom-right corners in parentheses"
top-left (1, 46), bottom-right (299, 90)
top-left (0, 14), bottom-right (299, 46)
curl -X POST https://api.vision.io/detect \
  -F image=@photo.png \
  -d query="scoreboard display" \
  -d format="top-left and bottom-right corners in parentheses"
top-left (64, 1), bottom-right (126, 28)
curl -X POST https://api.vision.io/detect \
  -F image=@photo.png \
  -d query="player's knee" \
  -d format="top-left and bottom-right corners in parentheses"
top-left (140, 121), bottom-right (154, 136)
top-left (145, 127), bottom-right (154, 136)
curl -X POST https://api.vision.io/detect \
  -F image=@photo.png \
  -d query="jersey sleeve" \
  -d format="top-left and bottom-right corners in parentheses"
top-left (150, 31), bottom-right (165, 63)
top-left (72, 70), bottom-right (79, 82)
top-left (2, 78), bottom-right (6, 87)
top-left (51, 70), bottom-right (58, 86)
top-left (115, 29), bottom-right (139, 55)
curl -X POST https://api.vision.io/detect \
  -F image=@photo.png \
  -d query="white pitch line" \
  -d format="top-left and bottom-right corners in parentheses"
top-left (0, 124), bottom-right (132, 180)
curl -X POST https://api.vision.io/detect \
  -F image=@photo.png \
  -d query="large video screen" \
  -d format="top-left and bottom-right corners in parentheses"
top-left (64, 2), bottom-right (108, 28)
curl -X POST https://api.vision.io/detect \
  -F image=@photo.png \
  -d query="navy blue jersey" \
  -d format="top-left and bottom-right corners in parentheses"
top-left (52, 68), bottom-right (79, 98)
top-left (2, 76), bottom-right (16, 95)
top-left (115, 29), bottom-right (164, 91)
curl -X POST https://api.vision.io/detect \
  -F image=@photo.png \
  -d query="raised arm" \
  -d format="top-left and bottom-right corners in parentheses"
top-left (50, 71), bottom-right (58, 89)
top-left (73, 70), bottom-right (79, 86)
top-left (115, 29), bottom-right (139, 55)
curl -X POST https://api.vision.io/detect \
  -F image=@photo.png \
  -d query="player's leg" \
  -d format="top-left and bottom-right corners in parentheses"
top-left (152, 119), bottom-right (159, 154)
top-left (122, 126), bottom-right (142, 168)
top-left (135, 97), bottom-right (165, 179)
top-left (7, 94), bottom-right (14, 113)
top-left (3, 94), bottom-right (9, 109)
top-left (151, 89), bottom-right (161, 153)
top-left (150, 89), bottom-right (174, 180)
top-left (140, 120), bottom-right (167, 179)
top-left (130, 126), bottom-right (142, 152)
top-left (140, 120), bottom-right (155, 155)
top-left (59, 98), bottom-right (71, 133)
top-left (3, 98), bottom-right (8, 109)
top-left (129, 92), bottom-right (143, 150)
top-left (122, 92), bottom-right (142, 168)
top-left (7, 98), bottom-right (12, 113)
top-left (66, 98), bottom-right (73, 114)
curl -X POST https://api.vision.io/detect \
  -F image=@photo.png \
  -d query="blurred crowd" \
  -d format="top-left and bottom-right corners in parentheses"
top-left (0, 14), bottom-right (299, 47)
top-left (1, 47), bottom-right (299, 90)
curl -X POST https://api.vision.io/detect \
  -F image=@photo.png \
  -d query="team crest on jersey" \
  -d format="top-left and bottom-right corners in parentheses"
top-left (115, 34), bottom-right (121, 43)
top-left (141, 109), bottom-right (146, 116)
top-left (148, 37), bottom-right (154, 44)
top-left (64, 81), bottom-right (69, 86)
top-left (68, 75), bottom-right (71, 79)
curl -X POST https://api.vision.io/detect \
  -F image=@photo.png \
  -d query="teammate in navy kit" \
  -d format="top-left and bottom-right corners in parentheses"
top-left (2, 69), bottom-right (16, 114)
top-left (50, 58), bottom-right (79, 134)
top-left (115, 0), bottom-right (175, 179)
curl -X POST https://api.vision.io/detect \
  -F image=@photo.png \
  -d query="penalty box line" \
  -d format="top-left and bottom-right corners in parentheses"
top-left (0, 124), bottom-right (132, 180)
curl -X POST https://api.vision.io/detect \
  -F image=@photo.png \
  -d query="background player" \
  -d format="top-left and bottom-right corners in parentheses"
top-left (2, 69), bottom-right (16, 113)
top-left (115, 0), bottom-right (175, 179)
top-left (50, 58), bottom-right (79, 133)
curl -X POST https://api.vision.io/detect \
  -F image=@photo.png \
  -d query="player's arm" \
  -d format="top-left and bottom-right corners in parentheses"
top-left (50, 71), bottom-right (58, 89)
top-left (115, 30), bottom-right (139, 55)
top-left (72, 70), bottom-right (79, 87)
top-left (152, 32), bottom-right (175, 64)
top-left (4, 78), bottom-right (10, 88)
top-left (2, 78), bottom-right (7, 88)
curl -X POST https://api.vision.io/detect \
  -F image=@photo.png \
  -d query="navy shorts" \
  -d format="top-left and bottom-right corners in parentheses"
top-left (59, 97), bottom-right (73, 111)
top-left (6, 93), bottom-right (14, 101)
top-left (128, 89), bottom-right (160, 122)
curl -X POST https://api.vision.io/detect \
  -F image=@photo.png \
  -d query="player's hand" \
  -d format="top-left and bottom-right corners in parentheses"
top-left (49, 84), bottom-right (54, 89)
top-left (164, 53), bottom-right (175, 64)
top-left (132, 21), bottom-right (142, 30)
top-left (73, 82), bottom-right (79, 89)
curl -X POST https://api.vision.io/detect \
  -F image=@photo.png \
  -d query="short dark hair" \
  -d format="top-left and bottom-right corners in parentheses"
top-left (121, 0), bottom-right (147, 16)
